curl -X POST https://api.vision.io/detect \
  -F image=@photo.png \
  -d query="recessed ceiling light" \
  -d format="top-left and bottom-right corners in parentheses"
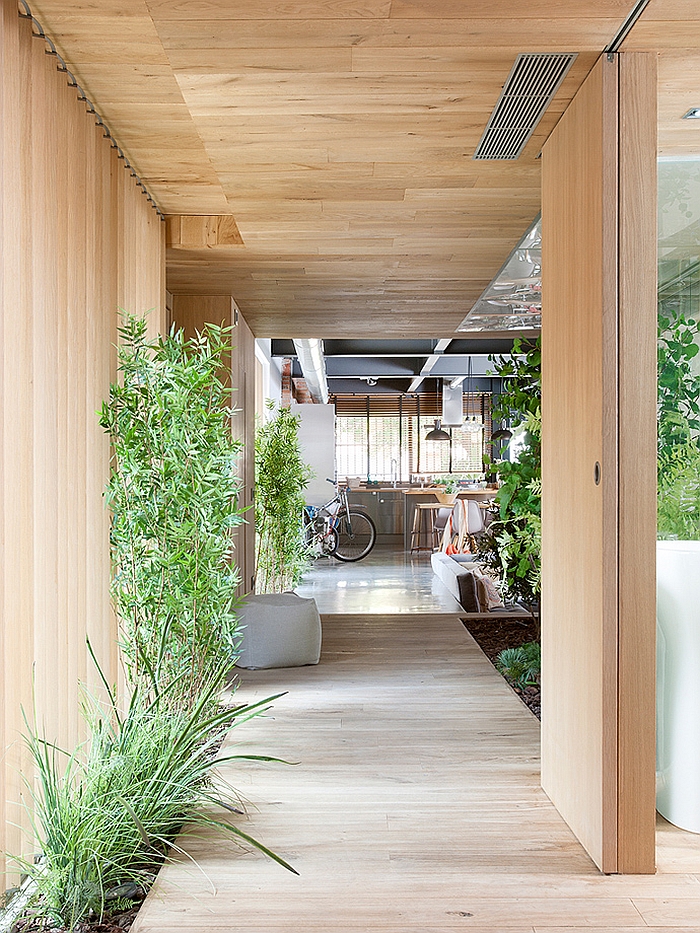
top-left (682, 108), bottom-right (700, 120)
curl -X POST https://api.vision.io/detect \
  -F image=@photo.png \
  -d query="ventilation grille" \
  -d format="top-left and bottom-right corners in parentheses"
top-left (473, 53), bottom-right (577, 161)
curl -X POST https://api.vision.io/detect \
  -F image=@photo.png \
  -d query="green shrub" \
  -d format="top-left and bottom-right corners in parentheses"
top-left (658, 307), bottom-right (700, 464)
top-left (15, 316), bottom-right (294, 931)
top-left (481, 338), bottom-right (541, 605)
top-left (658, 440), bottom-right (700, 540)
top-left (100, 316), bottom-right (245, 707)
top-left (255, 405), bottom-right (313, 593)
top-left (495, 642), bottom-right (541, 688)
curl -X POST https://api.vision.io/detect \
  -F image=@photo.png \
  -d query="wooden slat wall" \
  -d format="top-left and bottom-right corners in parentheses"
top-left (0, 0), bottom-right (164, 874)
top-left (171, 296), bottom-right (256, 596)
top-left (541, 53), bottom-right (656, 874)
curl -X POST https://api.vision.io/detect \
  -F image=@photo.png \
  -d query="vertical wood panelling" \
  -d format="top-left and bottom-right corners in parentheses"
top-left (234, 309), bottom-right (256, 595)
top-left (541, 56), bottom-right (615, 873)
top-left (0, 0), bottom-right (165, 874)
top-left (542, 53), bottom-right (657, 874)
top-left (171, 296), bottom-right (257, 596)
top-left (1, 6), bottom-right (32, 863)
top-left (617, 52), bottom-right (657, 874)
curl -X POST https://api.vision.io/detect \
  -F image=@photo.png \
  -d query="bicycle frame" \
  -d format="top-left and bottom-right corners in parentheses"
top-left (303, 481), bottom-right (356, 555)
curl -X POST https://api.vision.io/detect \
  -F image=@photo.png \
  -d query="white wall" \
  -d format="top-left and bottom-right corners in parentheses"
top-left (291, 403), bottom-right (336, 506)
top-left (255, 339), bottom-right (282, 415)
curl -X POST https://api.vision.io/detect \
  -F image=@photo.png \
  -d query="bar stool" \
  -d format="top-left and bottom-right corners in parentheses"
top-left (410, 502), bottom-right (444, 553)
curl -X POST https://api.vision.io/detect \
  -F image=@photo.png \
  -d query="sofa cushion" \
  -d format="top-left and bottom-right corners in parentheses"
top-left (449, 552), bottom-right (478, 563)
top-left (430, 552), bottom-right (480, 606)
top-left (457, 571), bottom-right (480, 612)
top-left (473, 570), bottom-right (505, 610)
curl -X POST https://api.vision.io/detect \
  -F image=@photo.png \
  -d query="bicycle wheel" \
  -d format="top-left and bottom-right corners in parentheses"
top-left (332, 510), bottom-right (376, 562)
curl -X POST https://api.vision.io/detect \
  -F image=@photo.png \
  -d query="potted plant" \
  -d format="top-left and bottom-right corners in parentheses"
top-left (236, 404), bottom-right (321, 670)
top-left (434, 475), bottom-right (459, 505)
top-left (656, 307), bottom-right (700, 832)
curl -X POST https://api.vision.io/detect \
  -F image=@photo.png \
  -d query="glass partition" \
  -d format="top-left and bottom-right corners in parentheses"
top-left (657, 159), bottom-right (700, 541)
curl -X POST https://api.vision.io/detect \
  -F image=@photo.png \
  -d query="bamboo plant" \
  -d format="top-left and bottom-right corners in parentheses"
top-left (100, 316), bottom-right (245, 707)
top-left (254, 404), bottom-right (313, 593)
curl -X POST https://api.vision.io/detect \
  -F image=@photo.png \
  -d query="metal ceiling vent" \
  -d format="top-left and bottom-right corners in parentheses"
top-left (473, 53), bottom-right (577, 161)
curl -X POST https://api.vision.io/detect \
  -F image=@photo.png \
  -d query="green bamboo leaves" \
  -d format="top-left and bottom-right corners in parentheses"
top-left (100, 317), bottom-right (245, 705)
top-left (255, 405), bottom-right (313, 594)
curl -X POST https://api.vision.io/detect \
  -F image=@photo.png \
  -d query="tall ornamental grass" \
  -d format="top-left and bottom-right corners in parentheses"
top-left (20, 657), bottom-right (295, 930)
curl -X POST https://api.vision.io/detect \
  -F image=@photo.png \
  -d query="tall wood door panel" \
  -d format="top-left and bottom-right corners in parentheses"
top-left (172, 296), bottom-right (256, 595)
top-left (541, 52), bottom-right (656, 874)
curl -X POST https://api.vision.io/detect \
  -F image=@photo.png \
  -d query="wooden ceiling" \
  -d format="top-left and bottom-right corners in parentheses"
top-left (27, 0), bottom-right (700, 337)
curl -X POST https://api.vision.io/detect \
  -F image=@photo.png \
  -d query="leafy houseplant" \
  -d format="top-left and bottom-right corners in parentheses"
top-left (436, 475), bottom-right (458, 493)
top-left (656, 308), bottom-right (700, 833)
top-left (657, 307), bottom-right (700, 540)
top-left (255, 404), bottom-right (313, 594)
top-left (657, 307), bottom-right (700, 539)
top-left (100, 316), bottom-right (244, 708)
top-left (658, 307), bottom-right (700, 468)
top-left (658, 441), bottom-right (700, 540)
top-left (480, 337), bottom-right (541, 606)
top-left (434, 474), bottom-right (458, 504)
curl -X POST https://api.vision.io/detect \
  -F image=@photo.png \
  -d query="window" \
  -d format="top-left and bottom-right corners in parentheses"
top-left (333, 394), bottom-right (491, 482)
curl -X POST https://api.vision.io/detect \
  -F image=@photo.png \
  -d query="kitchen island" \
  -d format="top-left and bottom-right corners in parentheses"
top-left (346, 486), bottom-right (496, 550)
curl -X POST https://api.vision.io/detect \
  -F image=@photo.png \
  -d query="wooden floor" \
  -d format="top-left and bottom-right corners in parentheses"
top-left (132, 614), bottom-right (700, 933)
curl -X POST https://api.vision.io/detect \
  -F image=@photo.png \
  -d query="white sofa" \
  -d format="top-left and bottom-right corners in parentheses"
top-left (430, 552), bottom-right (533, 619)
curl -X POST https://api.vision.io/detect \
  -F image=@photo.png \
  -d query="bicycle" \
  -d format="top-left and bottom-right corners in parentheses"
top-left (303, 479), bottom-right (377, 562)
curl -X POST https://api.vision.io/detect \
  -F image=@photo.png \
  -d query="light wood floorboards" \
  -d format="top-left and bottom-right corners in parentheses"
top-left (132, 614), bottom-right (700, 932)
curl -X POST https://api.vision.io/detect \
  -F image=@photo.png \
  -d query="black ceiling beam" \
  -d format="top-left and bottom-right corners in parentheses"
top-left (327, 376), bottom-right (498, 396)
top-left (325, 357), bottom-right (424, 377)
top-left (271, 337), bottom-right (520, 359)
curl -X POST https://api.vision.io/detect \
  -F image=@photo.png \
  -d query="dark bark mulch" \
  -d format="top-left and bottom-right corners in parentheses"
top-left (13, 905), bottom-right (141, 933)
top-left (461, 615), bottom-right (541, 720)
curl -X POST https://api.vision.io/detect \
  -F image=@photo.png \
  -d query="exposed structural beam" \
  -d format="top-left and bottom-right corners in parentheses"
top-left (407, 339), bottom-right (452, 393)
top-left (292, 339), bottom-right (329, 404)
top-left (166, 215), bottom-right (243, 248)
top-left (323, 356), bottom-right (493, 379)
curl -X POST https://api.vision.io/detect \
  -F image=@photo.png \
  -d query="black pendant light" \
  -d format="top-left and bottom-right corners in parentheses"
top-left (491, 428), bottom-right (513, 442)
top-left (426, 419), bottom-right (450, 441)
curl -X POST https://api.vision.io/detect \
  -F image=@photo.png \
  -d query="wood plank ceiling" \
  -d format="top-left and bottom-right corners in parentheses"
top-left (25, 0), bottom-right (700, 338)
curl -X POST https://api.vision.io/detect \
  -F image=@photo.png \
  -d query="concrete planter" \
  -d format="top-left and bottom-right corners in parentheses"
top-left (235, 592), bottom-right (322, 670)
top-left (657, 540), bottom-right (700, 832)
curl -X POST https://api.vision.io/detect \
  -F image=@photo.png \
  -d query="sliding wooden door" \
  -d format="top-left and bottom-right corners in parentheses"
top-left (541, 52), bottom-right (657, 874)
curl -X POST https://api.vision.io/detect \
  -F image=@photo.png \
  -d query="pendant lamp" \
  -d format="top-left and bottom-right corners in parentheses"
top-left (426, 419), bottom-right (450, 441)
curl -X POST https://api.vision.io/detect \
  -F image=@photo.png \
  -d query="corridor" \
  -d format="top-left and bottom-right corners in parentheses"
top-left (132, 605), bottom-right (700, 932)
